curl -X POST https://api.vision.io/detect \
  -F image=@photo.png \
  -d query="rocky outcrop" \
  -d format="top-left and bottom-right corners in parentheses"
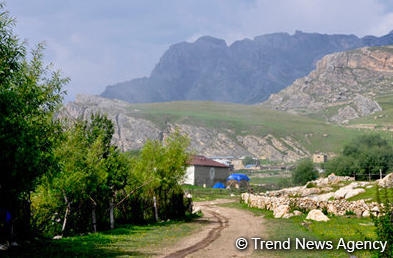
top-left (264, 46), bottom-right (393, 124)
top-left (101, 31), bottom-right (393, 104)
top-left (58, 95), bottom-right (162, 151)
top-left (58, 95), bottom-right (310, 161)
top-left (377, 173), bottom-right (393, 187)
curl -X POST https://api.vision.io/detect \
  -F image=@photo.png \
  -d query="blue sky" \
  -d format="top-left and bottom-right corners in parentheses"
top-left (6, 0), bottom-right (393, 102)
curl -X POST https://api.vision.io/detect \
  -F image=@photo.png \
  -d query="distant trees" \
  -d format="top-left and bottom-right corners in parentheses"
top-left (325, 134), bottom-right (393, 179)
top-left (242, 156), bottom-right (256, 166)
top-left (292, 158), bottom-right (318, 185)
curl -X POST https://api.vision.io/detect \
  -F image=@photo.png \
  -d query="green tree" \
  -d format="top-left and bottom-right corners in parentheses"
top-left (129, 130), bottom-right (191, 222)
top-left (32, 114), bottom-right (116, 235)
top-left (326, 134), bottom-right (393, 179)
top-left (242, 156), bottom-right (256, 166)
top-left (325, 155), bottom-right (359, 176)
top-left (292, 158), bottom-right (318, 185)
top-left (0, 5), bottom-right (67, 240)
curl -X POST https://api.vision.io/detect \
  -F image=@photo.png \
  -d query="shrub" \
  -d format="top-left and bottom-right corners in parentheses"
top-left (373, 186), bottom-right (393, 257)
top-left (292, 159), bottom-right (318, 186)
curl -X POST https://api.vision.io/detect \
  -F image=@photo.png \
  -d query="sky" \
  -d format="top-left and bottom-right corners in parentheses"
top-left (6, 0), bottom-right (393, 102)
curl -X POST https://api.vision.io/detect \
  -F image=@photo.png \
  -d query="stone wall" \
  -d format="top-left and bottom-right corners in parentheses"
top-left (240, 173), bottom-right (389, 219)
top-left (241, 193), bottom-right (379, 218)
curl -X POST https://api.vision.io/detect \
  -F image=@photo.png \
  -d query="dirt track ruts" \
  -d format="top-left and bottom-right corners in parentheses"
top-left (159, 199), bottom-right (266, 258)
top-left (163, 204), bottom-right (229, 258)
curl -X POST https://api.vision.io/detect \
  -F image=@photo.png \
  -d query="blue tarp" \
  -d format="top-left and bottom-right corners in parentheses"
top-left (212, 182), bottom-right (226, 189)
top-left (227, 173), bottom-right (250, 182)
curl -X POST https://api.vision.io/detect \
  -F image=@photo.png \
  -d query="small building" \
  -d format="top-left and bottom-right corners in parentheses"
top-left (313, 153), bottom-right (327, 163)
top-left (184, 155), bottom-right (230, 187)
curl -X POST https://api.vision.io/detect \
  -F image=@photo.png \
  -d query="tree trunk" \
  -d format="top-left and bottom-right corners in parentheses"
top-left (62, 192), bottom-right (70, 235)
top-left (92, 206), bottom-right (97, 233)
top-left (109, 197), bottom-right (114, 229)
top-left (153, 196), bottom-right (159, 222)
top-left (89, 196), bottom-right (97, 233)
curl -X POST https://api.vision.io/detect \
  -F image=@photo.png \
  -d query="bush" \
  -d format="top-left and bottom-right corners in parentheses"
top-left (292, 158), bottom-right (318, 185)
top-left (373, 186), bottom-right (393, 257)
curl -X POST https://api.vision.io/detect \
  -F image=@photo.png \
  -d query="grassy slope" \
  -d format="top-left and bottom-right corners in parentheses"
top-left (349, 94), bottom-right (393, 126)
top-left (125, 101), bottom-right (368, 154)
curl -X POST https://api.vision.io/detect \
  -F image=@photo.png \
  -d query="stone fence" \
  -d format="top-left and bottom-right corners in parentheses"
top-left (241, 193), bottom-right (380, 218)
top-left (241, 173), bottom-right (393, 219)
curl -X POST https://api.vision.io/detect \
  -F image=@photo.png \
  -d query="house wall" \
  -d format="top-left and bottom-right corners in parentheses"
top-left (194, 166), bottom-right (230, 187)
top-left (313, 154), bottom-right (327, 163)
top-left (184, 166), bottom-right (195, 185)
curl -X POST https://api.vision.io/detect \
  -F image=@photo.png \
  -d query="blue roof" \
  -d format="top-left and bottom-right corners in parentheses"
top-left (212, 182), bottom-right (226, 189)
top-left (227, 173), bottom-right (250, 182)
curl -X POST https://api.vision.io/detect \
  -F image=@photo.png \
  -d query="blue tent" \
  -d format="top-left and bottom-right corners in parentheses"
top-left (212, 182), bottom-right (226, 189)
top-left (227, 173), bottom-right (250, 182)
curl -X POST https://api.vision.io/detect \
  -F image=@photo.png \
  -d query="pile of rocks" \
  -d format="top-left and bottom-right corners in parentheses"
top-left (241, 173), bottom-right (390, 221)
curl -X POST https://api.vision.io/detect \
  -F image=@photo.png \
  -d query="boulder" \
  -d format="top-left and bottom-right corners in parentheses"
top-left (344, 188), bottom-right (365, 199)
top-left (362, 210), bottom-right (370, 217)
top-left (334, 182), bottom-right (366, 199)
top-left (273, 204), bottom-right (290, 218)
top-left (306, 209), bottom-right (329, 222)
top-left (377, 173), bottom-right (393, 187)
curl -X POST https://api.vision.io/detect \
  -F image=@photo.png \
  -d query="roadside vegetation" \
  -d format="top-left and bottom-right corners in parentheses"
top-left (3, 219), bottom-right (202, 257)
top-left (0, 4), bottom-right (193, 253)
top-left (224, 202), bottom-right (378, 258)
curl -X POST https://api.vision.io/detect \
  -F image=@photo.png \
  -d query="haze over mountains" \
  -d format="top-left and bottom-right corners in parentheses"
top-left (101, 31), bottom-right (393, 104)
top-left (60, 30), bottom-right (393, 161)
top-left (63, 42), bottom-right (393, 161)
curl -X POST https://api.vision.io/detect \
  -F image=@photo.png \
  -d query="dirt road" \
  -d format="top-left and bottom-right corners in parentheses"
top-left (158, 199), bottom-right (267, 258)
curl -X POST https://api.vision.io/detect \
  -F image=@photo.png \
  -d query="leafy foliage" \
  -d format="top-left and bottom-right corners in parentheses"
top-left (326, 134), bottom-right (393, 178)
top-left (373, 186), bottom-right (393, 257)
top-left (292, 158), bottom-right (318, 185)
top-left (0, 4), bottom-right (68, 239)
top-left (31, 117), bottom-right (191, 236)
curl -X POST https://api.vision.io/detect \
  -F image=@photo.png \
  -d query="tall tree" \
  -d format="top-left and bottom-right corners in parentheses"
top-left (0, 4), bottom-right (67, 240)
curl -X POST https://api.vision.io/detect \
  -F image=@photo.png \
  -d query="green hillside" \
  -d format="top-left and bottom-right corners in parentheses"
top-left (124, 101), bottom-right (370, 154)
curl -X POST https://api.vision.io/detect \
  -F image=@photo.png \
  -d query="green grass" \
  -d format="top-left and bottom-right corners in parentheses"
top-left (248, 170), bottom-right (291, 185)
top-left (223, 202), bottom-right (378, 258)
top-left (125, 101), bottom-right (368, 154)
top-left (182, 185), bottom-right (241, 201)
top-left (348, 94), bottom-right (393, 146)
top-left (347, 184), bottom-right (393, 203)
top-left (5, 219), bottom-right (203, 257)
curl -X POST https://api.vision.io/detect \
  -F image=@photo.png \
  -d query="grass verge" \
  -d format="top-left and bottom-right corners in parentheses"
top-left (223, 202), bottom-right (378, 258)
top-left (3, 218), bottom-right (202, 258)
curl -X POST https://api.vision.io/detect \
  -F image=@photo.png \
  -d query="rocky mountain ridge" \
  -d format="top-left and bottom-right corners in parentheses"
top-left (59, 95), bottom-right (310, 162)
top-left (263, 46), bottom-right (393, 124)
top-left (101, 31), bottom-right (393, 104)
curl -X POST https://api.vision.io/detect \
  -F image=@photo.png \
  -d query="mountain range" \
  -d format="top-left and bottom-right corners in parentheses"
top-left (60, 46), bottom-right (393, 161)
top-left (101, 31), bottom-right (393, 104)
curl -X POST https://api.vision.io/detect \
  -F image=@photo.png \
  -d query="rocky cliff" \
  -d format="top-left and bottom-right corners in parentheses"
top-left (264, 46), bottom-right (393, 124)
top-left (59, 95), bottom-right (310, 162)
top-left (101, 31), bottom-right (393, 104)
